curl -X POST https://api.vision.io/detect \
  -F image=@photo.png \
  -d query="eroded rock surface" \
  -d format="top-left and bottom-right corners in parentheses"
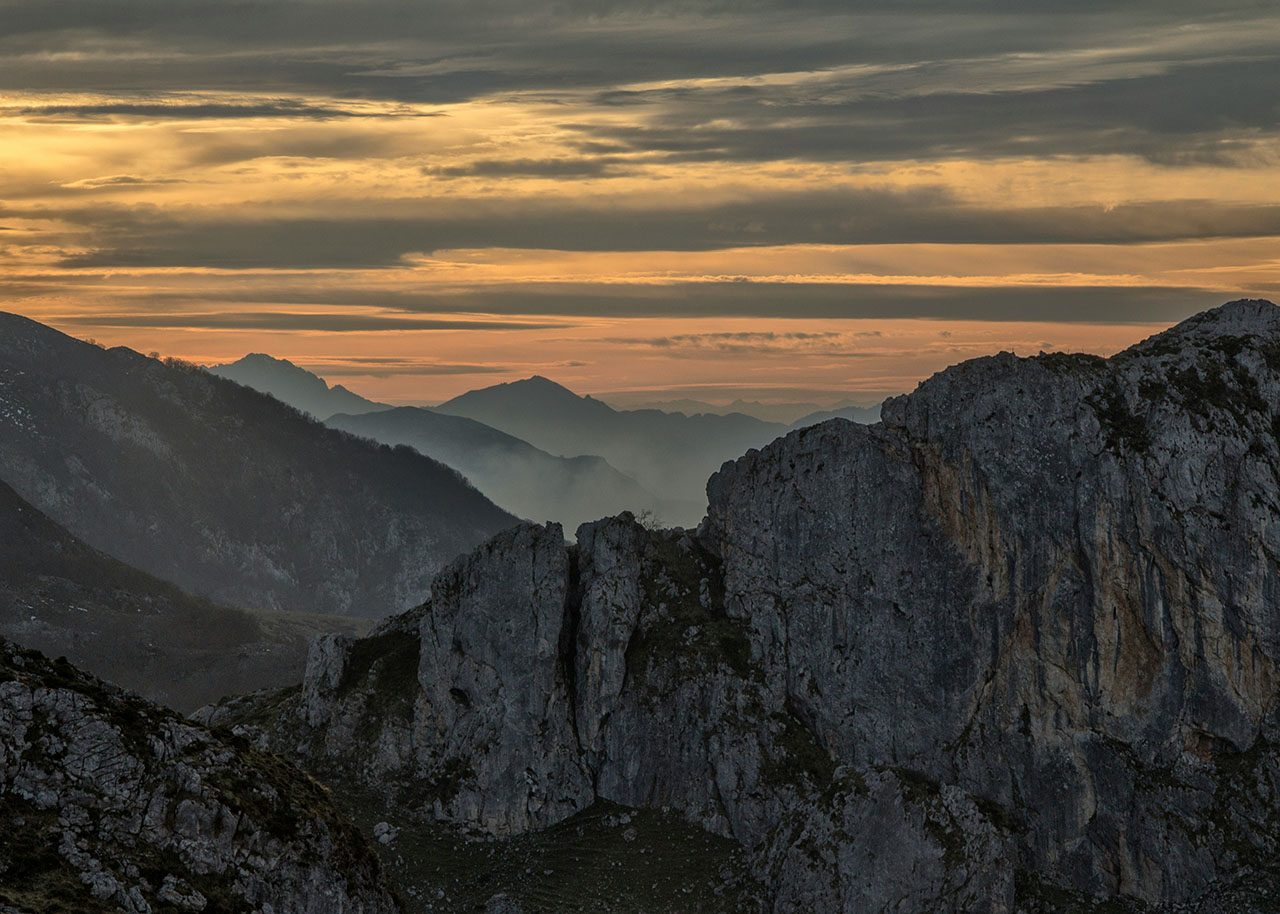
top-left (216, 300), bottom-right (1280, 912)
top-left (0, 639), bottom-right (399, 914)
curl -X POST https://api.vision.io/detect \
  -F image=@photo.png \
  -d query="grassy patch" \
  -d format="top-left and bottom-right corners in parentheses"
top-left (762, 712), bottom-right (835, 791)
top-left (1088, 386), bottom-right (1152, 454)
top-left (626, 531), bottom-right (754, 683)
top-left (324, 780), bottom-right (765, 914)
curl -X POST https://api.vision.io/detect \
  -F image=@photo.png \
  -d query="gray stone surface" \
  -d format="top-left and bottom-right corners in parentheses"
top-left (221, 299), bottom-right (1280, 912)
top-left (0, 639), bottom-right (399, 914)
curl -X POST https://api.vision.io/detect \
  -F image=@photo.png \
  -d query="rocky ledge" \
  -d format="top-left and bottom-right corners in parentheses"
top-left (0, 639), bottom-right (399, 914)
top-left (209, 300), bottom-right (1280, 912)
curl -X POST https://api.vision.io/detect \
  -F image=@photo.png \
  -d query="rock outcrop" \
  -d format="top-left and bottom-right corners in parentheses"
top-left (215, 300), bottom-right (1280, 911)
top-left (0, 638), bottom-right (399, 914)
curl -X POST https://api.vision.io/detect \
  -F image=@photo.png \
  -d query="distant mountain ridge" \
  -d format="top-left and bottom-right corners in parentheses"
top-left (206, 354), bottom-right (695, 528)
top-left (328, 406), bottom-right (697, 531)
top-left (0, 478), bottom-right (368, 711)
top-left (791, 402), bottom-right (883, 427)
top-left (0, 312), bottom-right (516, 616)
top-left (209, 352), bottom-right (388, 419)
top-left (434, 375), bottom-right (792, 515)
top-left (608, 396), bottom-right (866, 425)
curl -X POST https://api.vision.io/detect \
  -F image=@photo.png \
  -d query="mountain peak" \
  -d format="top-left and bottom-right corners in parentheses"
top-left (209, 353), bottom-right (386, 419)
top-left (1177, 297), bottom-right (1279, 333)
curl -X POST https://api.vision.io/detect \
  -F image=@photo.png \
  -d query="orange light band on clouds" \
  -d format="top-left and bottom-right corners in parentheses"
top-left (2, 1), bottom-right (1278, 404)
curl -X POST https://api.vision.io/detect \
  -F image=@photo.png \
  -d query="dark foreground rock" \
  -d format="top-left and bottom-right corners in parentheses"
top-left (209, 300), bottom-right (1280, 912)
top-left (0, 639), bottom-right (399, 914)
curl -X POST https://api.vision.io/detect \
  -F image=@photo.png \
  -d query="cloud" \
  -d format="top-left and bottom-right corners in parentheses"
top-left (42, 193), bottom-right (1280, 269)
top-left (54, 312), bottom-right (560, 332)
top-left (13, 100), bottom-right (414, 121)
top-left (65, 281), bottom-right (1242, 323)
top-left (425, 157), bottom-right (629, 178)
top-left (61, 175), bottom-right (190, 189)
top-left (602, 329), bottom-right (885, 356)
top-left (301, 359), bottom-right (510, 377)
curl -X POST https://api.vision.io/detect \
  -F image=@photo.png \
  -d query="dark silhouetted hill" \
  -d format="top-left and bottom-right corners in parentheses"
top-left (0, 312), bottom-right (516, 616)
top-left (209, 352), bottom-right (388, 419)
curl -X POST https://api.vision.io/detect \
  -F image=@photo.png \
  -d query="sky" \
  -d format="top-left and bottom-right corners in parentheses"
top-left (2, 0), bottom-right (1278, 406)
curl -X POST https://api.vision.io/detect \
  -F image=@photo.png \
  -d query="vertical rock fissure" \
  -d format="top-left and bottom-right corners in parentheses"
top-left (559, 543), bottom-right (587, 763)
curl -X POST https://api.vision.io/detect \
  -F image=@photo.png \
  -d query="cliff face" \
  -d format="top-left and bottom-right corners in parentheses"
top-left (220, 300), bottom-right (1280, 911)
top-left (0, 639), bottom-right (399, 914)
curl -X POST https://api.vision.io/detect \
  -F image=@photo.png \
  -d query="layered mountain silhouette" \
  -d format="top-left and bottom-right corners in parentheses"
top-left (791, 402), bottom-right (883, 427)
top-left (0, 478), bottom-right (367, 711)
top-left (208, 354), bottom-right (693, 528)
top-left (611, 396), bottom-right (864, 425)
top-left (0, 312), bottom-right (515, 616)
top-left (434, 375), bottom-right (792, 514)
top-left (328, 406), bottom-right (690, 531)
top-left (209, 352), bottom-right (388, 419)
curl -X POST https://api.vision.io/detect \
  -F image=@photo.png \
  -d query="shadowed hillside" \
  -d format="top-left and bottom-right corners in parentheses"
top-left (0, 312), bottom-right (516, 616)
top-left (0, 477), bottom-right (369, 711)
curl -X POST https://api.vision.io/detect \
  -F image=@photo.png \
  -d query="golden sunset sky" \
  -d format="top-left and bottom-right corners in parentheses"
top-left (2, 0), bottom-right (1278, 405)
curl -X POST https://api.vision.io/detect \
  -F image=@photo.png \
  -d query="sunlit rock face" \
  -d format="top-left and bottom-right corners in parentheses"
top-left (225, 300), bottom-right (1280, 912)
top-left (0, 639), bottom-right (399, 914)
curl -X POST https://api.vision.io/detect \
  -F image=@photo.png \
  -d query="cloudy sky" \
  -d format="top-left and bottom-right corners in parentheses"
top-left (2, 0), bottom-right (1278, 405)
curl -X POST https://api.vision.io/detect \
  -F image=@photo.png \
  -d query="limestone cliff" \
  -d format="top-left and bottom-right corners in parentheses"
top-left (213, 300), bottom-right (1280, 912)
top-left (0, 639), bottom-right (399, 914)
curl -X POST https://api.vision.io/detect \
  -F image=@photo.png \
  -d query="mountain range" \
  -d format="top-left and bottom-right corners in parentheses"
top-left (604, 396), bottom-right (876, 426)
top-left (327, 406), bottom-right (693, 531)
top-left (0, 312), bottom-right (515, 616)
top-left (434, 375), bottom-right (792, 512)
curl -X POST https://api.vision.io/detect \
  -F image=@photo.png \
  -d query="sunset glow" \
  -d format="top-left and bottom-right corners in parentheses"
top-left (3, 1), bottom-right (1277, 404)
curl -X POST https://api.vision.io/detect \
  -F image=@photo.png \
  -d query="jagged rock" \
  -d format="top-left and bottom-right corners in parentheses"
top-left (416, 522), bottom-right (592, 833)
top-left (483, 893), bottom-right (524, 914)
top-left (0, 639), bottom-right (398, 914)
top-left (216, 300), bottom-right (1280, 912)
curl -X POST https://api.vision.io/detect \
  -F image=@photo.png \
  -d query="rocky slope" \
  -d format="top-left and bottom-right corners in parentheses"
top-left (0, 312), bottom-right (515, 615)
top-left (0, 638), bottom-right (399, 914)
top-left (0, 478), bottom-right (369, 712)
top-left (210, 300), bottom-right (1280, 911)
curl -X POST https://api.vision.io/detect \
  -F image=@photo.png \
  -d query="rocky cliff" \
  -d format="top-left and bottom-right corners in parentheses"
top-left (212, 300), bottom-right (1280, 911)
top-left (0, 638), bottom-right (399, 914)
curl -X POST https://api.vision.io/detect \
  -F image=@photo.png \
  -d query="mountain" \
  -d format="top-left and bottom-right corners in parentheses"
top-left (790, 401), bottom-right (884, 427)
top-left (209, 352), bottom-right (388, 419)
top-left (327, 406), bottom-right (696, 532)
top-left (606, 396), bottom-right (859, 425)
top-left (0, 477), bottom-right (369, 711)
top-left (0, 312), bottom-right (516, 616)
top-left (213, 300), bottom-right (1280, 911)
top-left (0, 638), bottom-right (398, 914)
top-left (434, 375), bottom-right (791, 519)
